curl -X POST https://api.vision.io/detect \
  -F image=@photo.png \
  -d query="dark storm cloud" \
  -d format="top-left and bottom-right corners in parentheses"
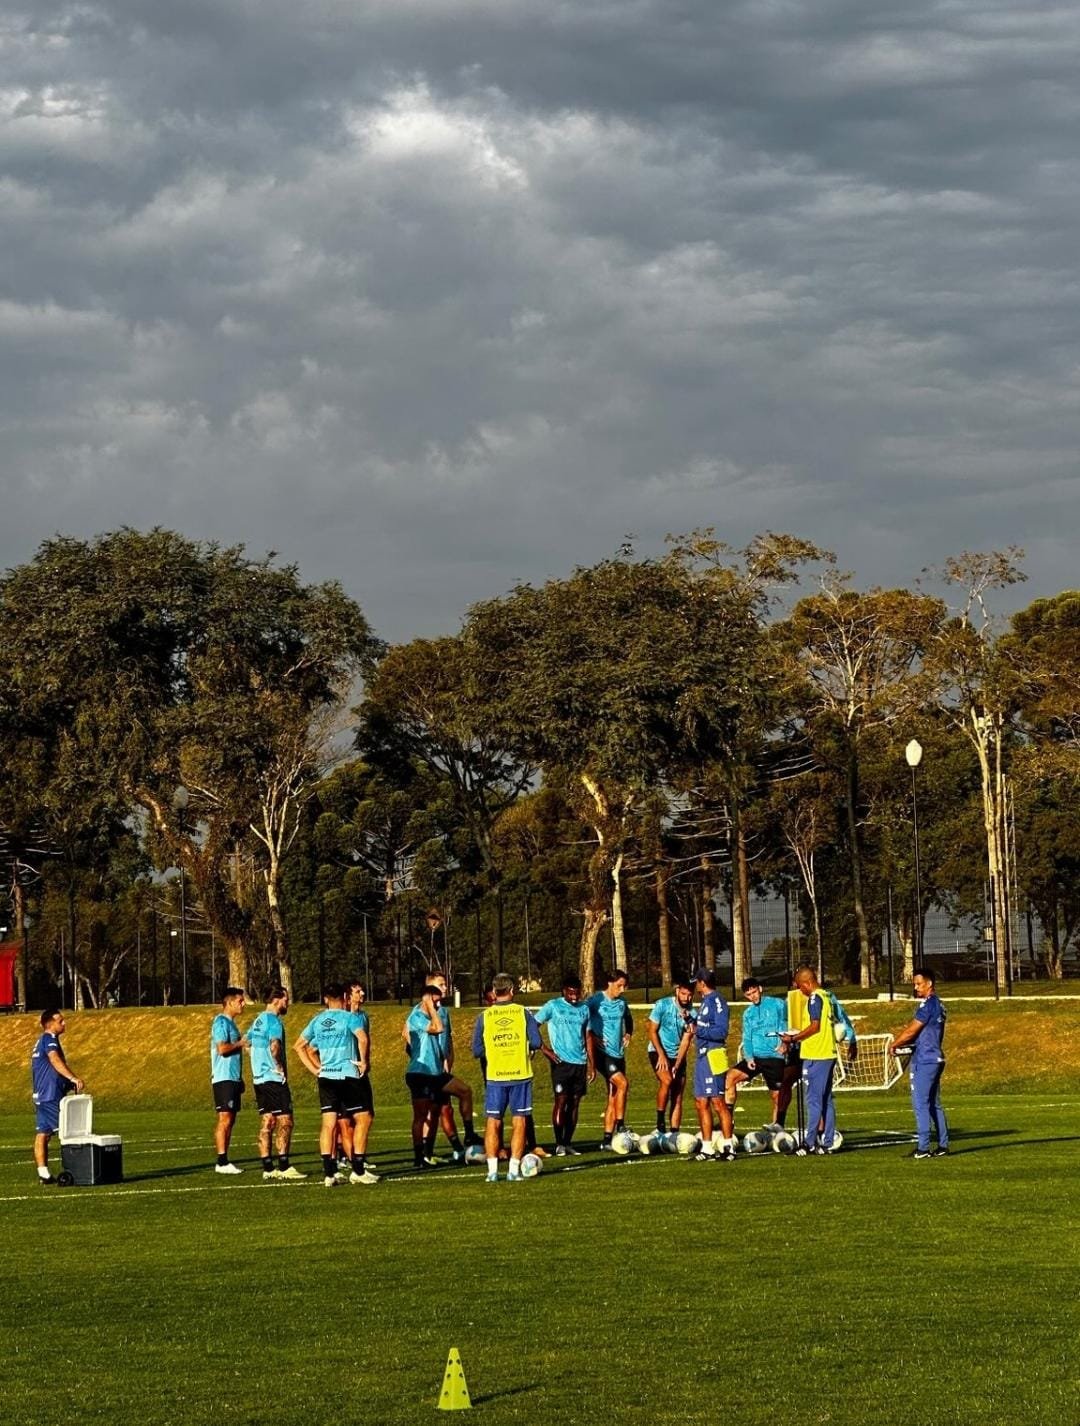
top-left (2, 0), bottom-right (1078, 638)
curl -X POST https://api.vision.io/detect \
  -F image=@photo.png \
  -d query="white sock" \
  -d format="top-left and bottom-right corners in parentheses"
top-left (509, 1156), bottom-right (521, 1175)
top-left (710, 1131), bottom-right (723, 1149)
top-left (37, 1165), bottom-right (51, 1180)
top-left (487, 1157), bottom-right (498, 1175)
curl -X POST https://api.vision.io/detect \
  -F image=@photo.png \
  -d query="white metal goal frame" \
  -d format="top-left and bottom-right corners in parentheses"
top-left (734, 1034), bottom-right (904, 1092)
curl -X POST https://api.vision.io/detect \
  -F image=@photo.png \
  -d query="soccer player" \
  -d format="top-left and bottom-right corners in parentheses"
top-left (403, 971), bottom-right (478, 1162)
top-left (779, 964), bottom-right (837, 1155)
top-left (210, 986), bottom-right (249, 1175)
top-left (249, 986), bottom-right (306, 1181)
top-left (30, 1010), bottom-right (84, 1185)
top-left (725, 977), bottom-right (791, 1129)
top-left (535, 973), bottom-right (594, 1155)
top-left (691, 968), bottom-right (736, 1160)
top-left (404, 983), bottom-right (470, 1169)
top-left (587, 967), bottom-right (634, 1150)
top-left (891, 966), bottom-right (949, 1159)
top-left (294, 983), bottom-right (379, 1187)
top-left (646, 975), bottom-right (696, 1134)
top-left (470, 971), bottom-right (542, 1181)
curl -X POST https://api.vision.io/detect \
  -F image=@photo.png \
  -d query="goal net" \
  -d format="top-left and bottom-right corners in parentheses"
top-left (734, 1034), bottom-right (904, 1093)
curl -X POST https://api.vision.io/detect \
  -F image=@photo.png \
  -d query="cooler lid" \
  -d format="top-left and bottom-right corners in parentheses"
top-left (59, 1094), bottom-right (93, 1140)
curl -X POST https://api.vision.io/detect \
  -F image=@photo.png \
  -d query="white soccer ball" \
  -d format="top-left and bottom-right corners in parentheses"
top-left (828, 1129), bottom-right (844, 1152)
top-left (611, 1130), bottom-right (636, 1156)
top-left (519, 1153), bottom-right (543, 1178)
top-left (464, 1143), bottom-right (486, 1166)
top-left (639, 1132), bottom-right (663, 1156)
top-left (675, 1131), bottom-right (700, 1156)
top-left (772, 1130), bottom-right (797, 1155)
top-left (660, 1131), bottom-right (680, 1154)
top-left (743, 1129), bottom-right (771, 1155)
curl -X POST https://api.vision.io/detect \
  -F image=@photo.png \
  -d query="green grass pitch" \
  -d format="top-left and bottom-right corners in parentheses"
top-left (4, 1091), bottom-right (1079, 1426)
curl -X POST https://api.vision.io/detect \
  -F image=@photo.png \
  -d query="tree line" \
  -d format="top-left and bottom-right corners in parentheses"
top-left (1, 528), bottom-right (1077, 1009)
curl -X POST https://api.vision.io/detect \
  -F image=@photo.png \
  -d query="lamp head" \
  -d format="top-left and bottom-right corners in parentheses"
top-left (905, 739), bottom-right (924, 769)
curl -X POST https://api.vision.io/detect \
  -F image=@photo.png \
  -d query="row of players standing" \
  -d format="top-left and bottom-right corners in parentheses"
top-left (206, 959), bottom-right (948, 1184)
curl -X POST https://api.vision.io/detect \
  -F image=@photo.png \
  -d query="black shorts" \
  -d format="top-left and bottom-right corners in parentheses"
top-left (549, 1061), bottom-right (588, 1098)
top-left (405, 1071), bottom-right (453, 1103)
top-left (597, 1053), bottom-right (627, 1083)
top-left (254, 1080), bottom-right (294, 1117)
top-left (648, 1048), bottom-right (687, 1084)
top-left (732, 1056), bottom-right (787, 1091)
top-left (318, 1076), bottom-right (374, 1117)
top-left (213, 1080), bottom-right (243, 1114)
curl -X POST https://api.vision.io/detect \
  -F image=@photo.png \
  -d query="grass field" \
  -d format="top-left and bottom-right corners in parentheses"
top-left (4, 1001), bottom-right (1080, 1425)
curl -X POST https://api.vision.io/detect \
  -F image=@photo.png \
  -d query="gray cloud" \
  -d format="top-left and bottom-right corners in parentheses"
top-left (2, 0), bottom-right (1078, 638)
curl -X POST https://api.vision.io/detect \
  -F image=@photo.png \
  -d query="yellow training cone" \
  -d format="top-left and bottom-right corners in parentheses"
top-left (437, 1346), bottom-right (472, 1411)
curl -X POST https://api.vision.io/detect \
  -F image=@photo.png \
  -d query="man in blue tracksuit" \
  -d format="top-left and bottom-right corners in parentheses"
top-left (891, 966), bottom-right (949, 1159)
top-left (692, 968), bottom-right (736, 1160)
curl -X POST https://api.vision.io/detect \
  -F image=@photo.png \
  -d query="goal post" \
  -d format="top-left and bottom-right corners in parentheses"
top-left (733, 1033), bottom-right (904, 1092)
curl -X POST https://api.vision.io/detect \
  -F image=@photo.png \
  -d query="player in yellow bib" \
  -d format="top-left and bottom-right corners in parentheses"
top-left (779, 964), bottom-right (837, 1155)
top-left (471, 972), bottom-right (543, 1182)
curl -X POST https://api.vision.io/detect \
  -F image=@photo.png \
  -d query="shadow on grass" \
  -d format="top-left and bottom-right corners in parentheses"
top-left (470, 1384), bottom-right (542, 1406)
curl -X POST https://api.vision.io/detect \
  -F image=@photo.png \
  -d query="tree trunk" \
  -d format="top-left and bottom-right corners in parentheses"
top-left (655, 864), bottom-right (673, 988)
top-left (262, 861), bottom-right (292, 998)
top-left (1042, 912), bottom-right (1063, 980)
top-left (734, 817), bottom-right (753, 987)
top-left (701, 858), bottom-right (717, 970)
top-left (972, 711), bottom-right (1009, 995)
top-left (12, 882), bottom-right (28, 1010)
top-left (223, 936), bottom-right (248, 991)
top-left (845, 745), bottom-right (873, 987)
top-left (610, 851), bottom-right (627, 968)
top-left (579, 906), bottom-right (608, 995)
top-left (810, 892), bottom-right (825, 982)
top-left (896, 913), bottom-right (916, 984)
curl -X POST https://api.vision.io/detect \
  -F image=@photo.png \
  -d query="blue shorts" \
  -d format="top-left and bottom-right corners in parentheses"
top-left (694, 1048), bottom-right (729, 1100)
top-left (484, 1079), bottom-right (533, 1118)
top-left (34, 1099), bottom-right (61, 1134)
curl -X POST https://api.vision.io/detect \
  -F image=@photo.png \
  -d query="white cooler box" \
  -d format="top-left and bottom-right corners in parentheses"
top-left (59, 1094), bottom-right (123, 1186)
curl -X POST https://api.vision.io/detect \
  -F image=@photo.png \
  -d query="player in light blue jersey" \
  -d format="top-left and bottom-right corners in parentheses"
top-left (725, 977), bottom-right (795, 1131)
top-left (401, 971), bottom-right (478, 1165)
top-left (587, 968), bottom-right (633, 1149)
top-left (646, 975), bottom-right (696, 1134)
top-left (295, 983), bottom-right (378, 1188)
top-left (210, 987), bottom-right (249, 1175)
top-left (536, 973), bottom-right (594, 1154)
top-left (249, 987), bottom-right (305, 1181)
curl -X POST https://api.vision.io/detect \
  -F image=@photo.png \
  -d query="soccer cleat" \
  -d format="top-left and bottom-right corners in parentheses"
top-left (348, 1169), bottom-right (380, 1186)
top-left (423, 1154), bottom-right (446, 1167)
top-left (507, 1171), bottom-right (522, 1182)
top-left (564, 1145), bottom-right (582, 1156)
top-left (336, 1157), bottom-right (350, 1173)
top-left (38, 1174), bottom-right (57, 1186)
top-left (694, 1149), bottom-right (716, 1161)
top-left (531, 1146), bottom-right (549, 1158)
top-left (599, 1142), bottom-right (614, 1152)
top-left (907, 1149), bottom-right (933, 1160)
top-left (215, 1162), bottom-right (243, 1175)
top-left (449, 1150), bottom-right (465, 1164)
top-left (931, 1147), bottom-right (950, 1158)
top-left (554, 1146), bottom-right (568, 1157)
top-left (276, 1165), bottom-right (308, 1180)
top-left (718, 1147), bottom-right (735, 1162)
top-left (324, 1173), bottom-right (346, 1187)
top-left (485, 1171), bottom-right (499, 1183)
top-left (262, 1169), bottom-right (282, 1181)
top-left (795, 1146), bottom-right (825, 1157)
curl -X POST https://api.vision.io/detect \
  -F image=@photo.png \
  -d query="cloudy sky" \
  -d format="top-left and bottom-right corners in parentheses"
top-left (3, 0), bottom-right (1078, 639)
